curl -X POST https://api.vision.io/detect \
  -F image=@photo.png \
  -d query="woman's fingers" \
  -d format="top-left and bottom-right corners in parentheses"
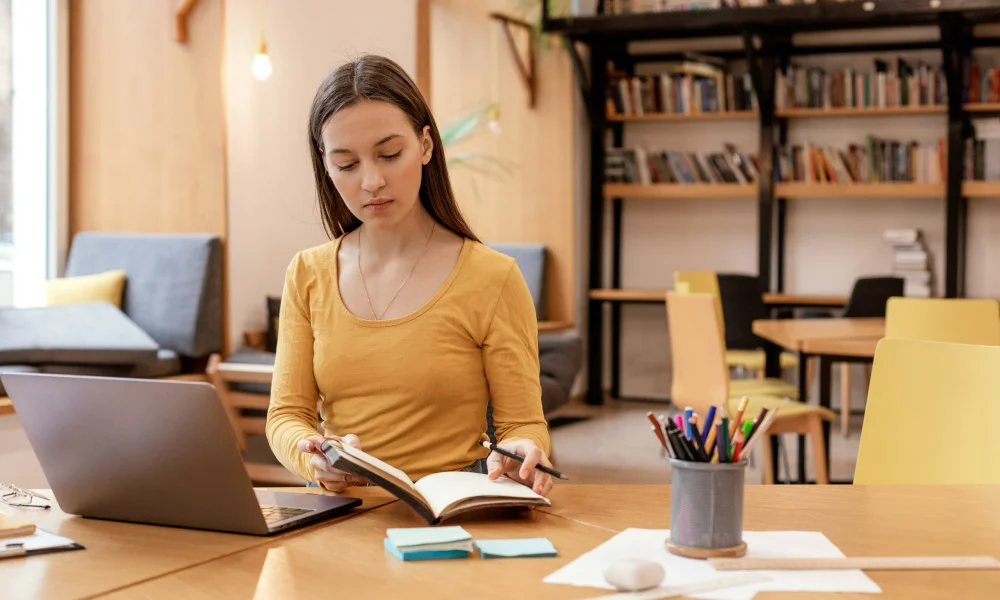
top-left (519, 447), bottom-right (542, 480)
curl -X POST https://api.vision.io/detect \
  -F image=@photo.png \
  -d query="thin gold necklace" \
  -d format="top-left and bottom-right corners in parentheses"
top-left (357, 221), bottom-right (436, 320)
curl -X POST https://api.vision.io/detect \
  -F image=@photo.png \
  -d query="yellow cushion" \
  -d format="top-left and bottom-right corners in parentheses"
top-left (726, 394), bottom-right (836, 422)
top-left (46, 270), bottom-right (127, 308)
top-left (730, 377), bottom-right (798, 399)
top-left (725, 349), bottom-right (799, 370)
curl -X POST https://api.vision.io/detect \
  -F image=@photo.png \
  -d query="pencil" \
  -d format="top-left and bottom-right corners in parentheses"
top-left (741, 408), bottom-right (780, 457)
top-left (746, 407), bottom-right (769, 441)
top-left (730, 396), bottom-right (749, 438)
top-left (646, 412), bottom-right (669, 451)
top-left (480, 440), bottom-right (569, 480)
top-left (702, 406), bottom-right (717, 444)
top-left (688, 415), bottom-right (709, 461)
top-left (704, 418), bottom-right (720, 461)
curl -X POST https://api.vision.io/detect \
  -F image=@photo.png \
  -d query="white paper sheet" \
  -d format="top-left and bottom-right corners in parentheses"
top-left (2, 528), bottom-right (77, 553)
top-left (543, 529), bottom-right (882, 600)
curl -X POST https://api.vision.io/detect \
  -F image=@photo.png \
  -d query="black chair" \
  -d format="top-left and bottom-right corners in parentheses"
top-left (829, 276), bottom-right (904, 436)
top-left (715, 273), bottom-right (799, 379)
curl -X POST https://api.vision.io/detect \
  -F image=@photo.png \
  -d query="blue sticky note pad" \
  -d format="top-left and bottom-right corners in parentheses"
top-left (474, 538), bottom-right (558, 558)
top-left (384, 538), bottom-right (470, 561)
top-left (385, 526), bottom-right (471, 548)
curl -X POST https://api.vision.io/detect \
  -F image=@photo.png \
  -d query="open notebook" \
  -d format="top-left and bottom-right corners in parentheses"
top-left (320, 441), bottom-right (551, 525)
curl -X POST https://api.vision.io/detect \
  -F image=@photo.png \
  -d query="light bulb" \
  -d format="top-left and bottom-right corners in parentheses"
top-left (487, 103), bottom-right (501, 134)
top-left (252, 40), bottom-right (272, 81)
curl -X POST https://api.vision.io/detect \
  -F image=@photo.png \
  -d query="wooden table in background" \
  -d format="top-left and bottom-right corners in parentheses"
top-left (3, 487), bottom-right (397, 600)
top-left (0, 397), bottom-right (12, 415)
top-left (88, 485), bottom-right (1000, 599)
top-left (752, 318), bottom-right (884, 483)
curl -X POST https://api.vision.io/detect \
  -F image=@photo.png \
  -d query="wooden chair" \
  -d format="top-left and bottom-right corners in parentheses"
top-left (885, 297), bottom-right (1000, 345)
top-left (672, 271), bottom-right (798, 399)
top-left (665, 292), bottom-right (835, 484)
top-left (206, 354), bottom-right (306, 486)
top-left (855, 338), bottom-right (1000, 484)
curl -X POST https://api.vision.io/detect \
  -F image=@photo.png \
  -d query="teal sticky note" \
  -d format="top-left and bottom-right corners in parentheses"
top-left (384, 538), bottom-right (470, 561)
top-left (474, 538), bottom-right (558, 558)
top-left (386, 526), bottom-right (471, 548)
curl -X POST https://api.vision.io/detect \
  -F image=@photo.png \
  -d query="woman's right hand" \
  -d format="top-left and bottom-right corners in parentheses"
top-left (297, 434), bottom-right (369, 492)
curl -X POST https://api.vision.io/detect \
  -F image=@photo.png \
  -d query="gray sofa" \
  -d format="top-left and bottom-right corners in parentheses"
top-left (0, 232), bottom-right (223, 395)
top-left (227, 242), bottom-right (582, 418)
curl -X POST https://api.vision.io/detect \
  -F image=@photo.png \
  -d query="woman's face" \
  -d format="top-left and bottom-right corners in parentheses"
top-left (320, 100), bottom-right (433, 229)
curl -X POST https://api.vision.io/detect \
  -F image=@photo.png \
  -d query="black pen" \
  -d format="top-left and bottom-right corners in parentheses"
top-left (480, 440), bottom-right (569, 480)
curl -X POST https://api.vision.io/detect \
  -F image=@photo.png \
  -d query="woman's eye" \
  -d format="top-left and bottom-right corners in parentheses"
top-left (336, 162), bottom-right (357, 172)
top-left (381, 151), bottom-right (402, 161)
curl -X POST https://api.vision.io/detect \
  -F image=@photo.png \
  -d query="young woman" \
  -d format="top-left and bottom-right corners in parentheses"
top-left (265, 54), bottom-right (554, 496)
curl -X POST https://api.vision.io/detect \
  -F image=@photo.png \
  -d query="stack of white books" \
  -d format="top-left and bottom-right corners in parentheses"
top-left (884, 228), bottom-right (932, 297)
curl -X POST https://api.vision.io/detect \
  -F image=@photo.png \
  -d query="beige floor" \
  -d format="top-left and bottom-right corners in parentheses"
top-left (548, 399), bottom-right (862, 485)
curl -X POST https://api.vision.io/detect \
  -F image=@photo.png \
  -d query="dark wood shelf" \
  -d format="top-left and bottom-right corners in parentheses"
top-left (605, 183), bottom-right (757, 199)
top-left (545, 1), bottom-right (1000, 41)
top-left (589, 289), bottom-right (847, 307)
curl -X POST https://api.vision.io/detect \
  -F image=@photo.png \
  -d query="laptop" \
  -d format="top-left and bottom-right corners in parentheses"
top-left (1, 372), bottom-right (361, 536)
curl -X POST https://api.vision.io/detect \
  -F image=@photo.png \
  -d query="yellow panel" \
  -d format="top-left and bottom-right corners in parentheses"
top-left (855, 338), bottom-right (1000, 484)
top-left (884, 297), bottom-right (1000, 345)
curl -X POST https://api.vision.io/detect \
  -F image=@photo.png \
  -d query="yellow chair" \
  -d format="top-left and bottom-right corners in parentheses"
top-left (666, 292), bottom-right (835, 484)
top-left (884, 297), bottom-right (1000, 345)
top-left (673, 271), bottom-right (798, 398)
top-left (855, 338), bottom-right (1000, 484)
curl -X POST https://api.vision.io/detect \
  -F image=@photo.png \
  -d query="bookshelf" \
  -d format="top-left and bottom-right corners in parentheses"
top-left (543, 1), bottom-right (1000, 405)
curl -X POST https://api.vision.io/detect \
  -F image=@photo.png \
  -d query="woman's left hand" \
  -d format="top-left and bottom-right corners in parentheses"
top-left (486, 439), bottom-right (554, 497)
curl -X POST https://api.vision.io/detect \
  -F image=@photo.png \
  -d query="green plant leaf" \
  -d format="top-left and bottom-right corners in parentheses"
top-left (447, 151), bottom-right (515, 179)
top-left (440, 107), bottom-right (490, 147)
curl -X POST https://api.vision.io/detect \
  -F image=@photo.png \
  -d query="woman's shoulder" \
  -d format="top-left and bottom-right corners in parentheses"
top-left (286, 238), bottom-right (341, 274)
top-left (461, 241), bottom-right (519, 283)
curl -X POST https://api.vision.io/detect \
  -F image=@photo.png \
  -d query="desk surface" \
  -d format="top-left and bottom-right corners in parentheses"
top-left (800, 336), bottom-right (881, 357)
top-left (96, 485), bottom-right (1000, 600)
top-left (2, 487), bottom-right (397, 600)
top-left (0, 397), bottom-right (12, 415)
top-left (753, 317), bottom-right (885, 351)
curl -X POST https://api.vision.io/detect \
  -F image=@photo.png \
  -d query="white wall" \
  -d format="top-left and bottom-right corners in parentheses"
top-left (224, 0), bottom-right (417, 351)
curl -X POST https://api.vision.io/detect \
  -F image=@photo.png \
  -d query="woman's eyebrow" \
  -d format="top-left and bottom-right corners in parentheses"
top-left (327, 134), bottom-right (403, 157)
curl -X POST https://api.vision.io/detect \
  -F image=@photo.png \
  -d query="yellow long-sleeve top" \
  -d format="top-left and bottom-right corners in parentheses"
top-left (265, 236), bottom-right (551, 483)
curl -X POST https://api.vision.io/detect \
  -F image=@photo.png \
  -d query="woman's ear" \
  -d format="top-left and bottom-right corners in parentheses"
top-left (421, 125), bottom-right (433, 165)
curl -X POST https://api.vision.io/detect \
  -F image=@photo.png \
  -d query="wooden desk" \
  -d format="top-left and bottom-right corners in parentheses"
top-left (752, 317), bottom-right (885, 351)
top-left (0, 397), bottom-right (12, 415)
top-left (3, 487), bottom-right (397, 600)
top-left (761, 292), bottom-right (847, 307)
top-left (100, 499), bottom-right (617, 600)
top-left (752, 318), bottom-right (885, 483)
top-left (100, 485), bottom-right (1000, 599)
top-left (801, 336), bottom-right (880, 358)
top-left (589, 289), bottom-right (848, 308)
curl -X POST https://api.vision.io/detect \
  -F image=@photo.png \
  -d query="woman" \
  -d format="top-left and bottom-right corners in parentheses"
top-left (265, 54), bottom-right (554, 496)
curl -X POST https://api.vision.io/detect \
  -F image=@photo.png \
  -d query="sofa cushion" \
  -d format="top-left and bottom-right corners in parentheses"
top-left (64, 232), bottom-right (223, 358)
top-left (46, 269), bottom-right (127, 308)
top-left (37, 349), bottom-right (182, 379)
top-left (487, 243), bottom-right (547, 320)
top-left (0, 302), bottom-right (160, 366)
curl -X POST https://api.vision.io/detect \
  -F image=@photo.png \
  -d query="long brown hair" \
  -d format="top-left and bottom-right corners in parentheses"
top-left (308, 54), bottom-right (479, 242)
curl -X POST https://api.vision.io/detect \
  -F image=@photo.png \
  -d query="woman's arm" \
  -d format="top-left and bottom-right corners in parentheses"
top-left (481, 262), bottom-right (552, 456)
top-left (265, 254), bottom-right (324, 483)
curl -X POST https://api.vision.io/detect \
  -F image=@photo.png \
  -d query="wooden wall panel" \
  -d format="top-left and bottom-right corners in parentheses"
top-left (430, 0), bottom-right (576, 325)
top-left (69, 0), bottom-right (226, 238)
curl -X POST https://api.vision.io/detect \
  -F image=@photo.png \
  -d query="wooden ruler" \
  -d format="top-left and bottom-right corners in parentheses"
top-left (708, 556), bottom-right (1000, 571)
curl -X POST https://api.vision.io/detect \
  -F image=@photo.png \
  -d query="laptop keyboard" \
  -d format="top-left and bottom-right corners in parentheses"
top-left (261, 504), bottom-right (312, 525)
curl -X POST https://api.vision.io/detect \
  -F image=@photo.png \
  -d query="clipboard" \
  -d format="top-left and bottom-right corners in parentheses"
top-left (1, 528), bottom-right (85, 560)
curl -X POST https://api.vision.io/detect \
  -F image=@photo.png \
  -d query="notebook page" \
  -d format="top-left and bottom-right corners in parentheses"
top-left (413, 472), bottom-right (548, 518)
top-left (335, 443), bottom-right (414, 487)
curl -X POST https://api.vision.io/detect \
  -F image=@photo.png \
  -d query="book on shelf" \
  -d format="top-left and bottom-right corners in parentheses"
top-left (319, 440), bottom-right (550, 525)
top-left (883, 228), bottom-right (933, 298)
top-left (606, 143), bottom-right (759, 184)
top-left (967, 118), bottom-right (1000, 182)
top-left (607, 56), bottom-right (756, 117)
top-left (775, 57), bottom-right (947, 111)
top-left (964, 57), bottom-right (1000, 105)
top-left (775, 136), bottom-right (946, 184)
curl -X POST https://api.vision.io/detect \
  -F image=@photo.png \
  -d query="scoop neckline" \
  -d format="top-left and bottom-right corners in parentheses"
top-left (332, 234), bottom-right (472, 328)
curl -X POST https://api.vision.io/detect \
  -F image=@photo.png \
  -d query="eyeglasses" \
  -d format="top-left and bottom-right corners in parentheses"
top-left (0, 483), bottom-right (51, 509)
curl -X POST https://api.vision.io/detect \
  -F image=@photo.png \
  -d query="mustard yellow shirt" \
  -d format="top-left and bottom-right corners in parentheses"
top-left (265, 236), bottom-right (551, 483)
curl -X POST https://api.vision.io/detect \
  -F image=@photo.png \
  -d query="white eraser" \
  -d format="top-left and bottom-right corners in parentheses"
top-left (603, 558), bottom-right (665, 592)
